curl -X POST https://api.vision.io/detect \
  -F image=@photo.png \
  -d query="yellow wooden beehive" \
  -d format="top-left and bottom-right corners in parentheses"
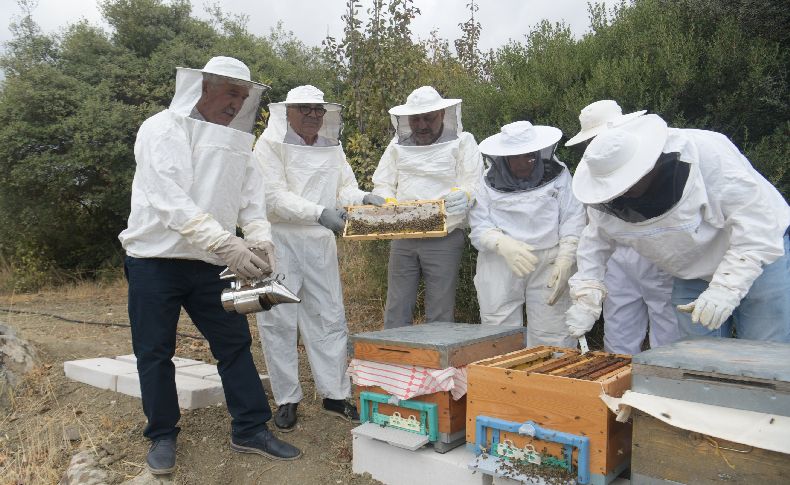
top-left (466, 346), bottom-right (632, 480)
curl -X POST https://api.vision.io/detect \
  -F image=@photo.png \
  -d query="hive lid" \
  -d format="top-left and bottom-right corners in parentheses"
top-left (633, 338), bottom-right (790, 382)
top-left (351, 322), bottom-right (525, 349)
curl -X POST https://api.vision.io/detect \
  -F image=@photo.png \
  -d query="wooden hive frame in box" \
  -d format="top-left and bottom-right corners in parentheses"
top-left (466, 346), bottom-right (632, 485)
top-left (342, 199), bottom-right (447, 240)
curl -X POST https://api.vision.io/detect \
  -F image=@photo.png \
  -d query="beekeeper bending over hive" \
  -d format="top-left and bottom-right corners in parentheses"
top-left (567, 114), bottom-right (790, 343)
top-left (469, 121), bottom-right (586, 348)
top-left (372, 86), bottom-right (483, 328)
top-left (565, 100), bottom-right (680, 354)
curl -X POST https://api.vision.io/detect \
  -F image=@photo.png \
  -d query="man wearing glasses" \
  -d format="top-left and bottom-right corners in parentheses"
top-left (252, 85), bottom-right (383, 432)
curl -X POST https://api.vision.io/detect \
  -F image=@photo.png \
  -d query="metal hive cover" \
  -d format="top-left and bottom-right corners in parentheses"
top-left (633, 338), bottom-right (790, 382)
top-left (351, 322), bottom-right (525, 350)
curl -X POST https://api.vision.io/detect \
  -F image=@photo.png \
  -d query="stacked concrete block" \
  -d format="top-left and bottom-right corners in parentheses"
top-left (114, 354), bottom-right (203, 368)
top-left (176, 363), bottom-right (221, 379)
top-left (116, 372), bottom-right (226, 409)
top-left (63, 358), bottom-right (139, 391)
top-left (63, 355), bottom-right (266, 410)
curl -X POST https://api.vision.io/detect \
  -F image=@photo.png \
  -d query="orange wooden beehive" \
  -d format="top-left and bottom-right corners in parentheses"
top-left (351, 323), bottom-right (526, 452)
top-left (466, 346), bottom-right (632, 481)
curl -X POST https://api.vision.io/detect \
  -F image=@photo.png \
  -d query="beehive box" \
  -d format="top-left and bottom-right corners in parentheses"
top-left (351, 323), bottom-right (526, 451)
top-left (630, 338), bottom-right (790, 484)
top-left (466, 346), bottom-right (632, 483)
top-left (343, 199), bottom-right (446, 240)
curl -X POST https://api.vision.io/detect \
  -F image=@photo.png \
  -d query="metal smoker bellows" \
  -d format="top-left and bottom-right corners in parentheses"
top-left (219, 268), bottom-right (300, 314)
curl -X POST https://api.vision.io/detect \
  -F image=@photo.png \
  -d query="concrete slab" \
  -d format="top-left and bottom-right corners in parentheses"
top-left (63, 358), bottom-right (139, 391)
top-left (352, 431), bottom-right (492, 485)
top-left (204, 373), bottom-right (269, 385)
top-left (116, 373), bottom-right (226, 409)
top-left (114, 355), bottom-right (202, 368)
top-left (203, 373), bottom-right (271, 396)
top-left (176, 363), bottom-right (218, 379)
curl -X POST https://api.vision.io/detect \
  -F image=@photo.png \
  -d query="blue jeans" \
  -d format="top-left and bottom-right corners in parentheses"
top-left (125, 257), bottom-right (272, 441)
top-left (671, 232), bottom-right (790, 342)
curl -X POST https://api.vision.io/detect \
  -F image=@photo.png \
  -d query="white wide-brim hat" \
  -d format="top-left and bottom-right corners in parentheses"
top-left (572, 114), bottom-right (668, 204)
top-left (270, 84), bottom-right (342, 111)
top-left (389, 86), bottom-right (461, 116)
top-left (479, 121), bottom-right (562, 156)
top-left (565, 99), bottom-right (646, 146)
top-left (178, 56), bottom-right (270, 90)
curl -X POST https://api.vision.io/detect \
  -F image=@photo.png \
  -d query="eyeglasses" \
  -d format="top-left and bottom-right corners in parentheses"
top-left (296, 105), bottom-right (327, 117)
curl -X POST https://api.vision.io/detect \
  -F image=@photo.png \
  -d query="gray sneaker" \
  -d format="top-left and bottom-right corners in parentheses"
top-left (146, 437), bottom-right (176, 475)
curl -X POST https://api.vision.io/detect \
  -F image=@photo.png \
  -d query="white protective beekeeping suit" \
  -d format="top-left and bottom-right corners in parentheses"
top-left (372, 86), bottom-right (483, 328)
top-left (603, 245), bottom-right (679, 353)
top-left (566, 101), bottom-right (679, 353)
top-left (254, 85), bottom-right (366, 405)
top-left (372, 87), bottom-right (481, 233)
top-left (568, 114), bottom-right (790, 339)
top-left (469, 121), bottom-right (586, 348)
top-left (120, 57), bottom-right (271, 261)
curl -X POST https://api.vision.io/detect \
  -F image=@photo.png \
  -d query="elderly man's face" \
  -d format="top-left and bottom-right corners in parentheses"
top-left (287, 104), bottom-right (325, 144)
top-left (506, 152), bottom-right (538, 179)
top-left (408, 109), bottom-right (445, 146)
top-left (196, 79), bottom-right (250, 126)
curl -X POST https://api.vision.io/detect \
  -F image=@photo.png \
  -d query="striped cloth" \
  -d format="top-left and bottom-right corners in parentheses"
top-left (347, 358), bottom-right (468, 400)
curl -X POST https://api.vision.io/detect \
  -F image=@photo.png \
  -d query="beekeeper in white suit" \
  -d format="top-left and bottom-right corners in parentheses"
top-left (372, 86), bottom-right (483, 328)
top-left (469, 121), bottom-right (585, 348)
top-left (254, 85), bottom-right (380, 432)
top-left (566, 100), bottom-right (679, 354)
top-left (120, 57), bottom-right (301, 474)
top-left (567, 114), bottom-right (790, 343)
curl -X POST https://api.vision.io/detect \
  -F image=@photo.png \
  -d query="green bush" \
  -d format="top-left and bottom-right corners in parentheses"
top-left (0, 0), bottom-right (785, 300)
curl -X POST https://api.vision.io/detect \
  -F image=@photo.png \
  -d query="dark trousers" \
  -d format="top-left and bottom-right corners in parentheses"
top-left (125, 257), bottom-right (271, 441)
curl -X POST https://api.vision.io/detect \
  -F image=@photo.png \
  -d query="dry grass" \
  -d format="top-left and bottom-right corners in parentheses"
top-left (1, 274), bottom-right (127, 304)
top-left (0, 363), bottom-right (142, 485)
top-left (337, 239), bottom-right (389, 332)
top-left (1, 366), bottom-right (80, 484)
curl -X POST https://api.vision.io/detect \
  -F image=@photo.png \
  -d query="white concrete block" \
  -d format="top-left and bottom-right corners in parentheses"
top-left (172, 356), bottom-right (202, 368)
top-left (114, 354), bottom-right (202, 368)
top-left (176, 363), bottom-right (218, 379)
top-left (116, 373), bottom-right (226, 409)
top-left (174, 374), bottom-right (225, 409)
top-left (204, 373), bottom-right (269, 386)
top-left (115, 354), bottom-right (136, 364)
top-left (352, 430), bottom-right (492, 485)
top-left (64, 358), bottom-right (139, 391)
top-left (116, 373), bottom-right (143, 398)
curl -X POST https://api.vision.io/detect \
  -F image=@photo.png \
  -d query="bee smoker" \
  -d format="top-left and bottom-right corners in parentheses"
top-left (219, 268), bottom-right (300, 314)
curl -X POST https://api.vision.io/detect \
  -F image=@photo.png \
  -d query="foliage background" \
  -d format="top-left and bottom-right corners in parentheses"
top-left (0, 0), bottom-right (787, 324)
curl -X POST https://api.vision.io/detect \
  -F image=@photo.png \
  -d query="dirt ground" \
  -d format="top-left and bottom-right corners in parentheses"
top-left (0, 277), bottom-right (384, 485)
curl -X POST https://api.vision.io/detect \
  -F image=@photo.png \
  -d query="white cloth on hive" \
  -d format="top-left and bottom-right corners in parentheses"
top-left (600, 390), bottom-right (790, 454)
top-left (347, 359), bottom-right (467, 400)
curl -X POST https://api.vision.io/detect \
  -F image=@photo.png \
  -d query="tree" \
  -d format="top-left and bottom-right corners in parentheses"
top-left (0, 0), bottom-right (332, 289)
